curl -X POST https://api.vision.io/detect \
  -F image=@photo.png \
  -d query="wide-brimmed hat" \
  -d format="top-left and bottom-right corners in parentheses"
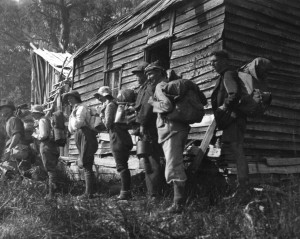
top-left (0, 99), bottom-right (16, 111)
top-left (30, 105), bottom-right (45, 115)
top-left (62, 90), bottom-right (82, 103)
top-left (94, 86), bottom-right (112, 98)
top-left (144, 61), bottom-right (165, 73)
top-left (132, 62), bottom-right (149, 74)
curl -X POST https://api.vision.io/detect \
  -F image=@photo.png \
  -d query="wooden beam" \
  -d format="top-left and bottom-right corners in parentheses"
top-left (265, 157), bottom-right (300, 166)
top-left (189, 118), bottom-right (216, 173)
top-left (228, 163), bottom-right (300, 175)
top-left (103, 45), bottom-right (108, 85)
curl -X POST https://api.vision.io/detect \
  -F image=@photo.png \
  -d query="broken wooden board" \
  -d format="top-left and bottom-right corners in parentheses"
top-left (189, 117), bottom-right (217, 173)
top-left (228, 162), bottom-right (300, 174)
top-left (60, 155), bottom-right (142, 181)
top-left (265, 157), bottom-right (300, 166)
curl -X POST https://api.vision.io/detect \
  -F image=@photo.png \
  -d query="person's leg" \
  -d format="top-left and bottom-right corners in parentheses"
top-left (76, 128), bottom-right (97, 199)
top-left (162, 130), bottom-right (188, 212)
top-left (162, 132), bottom-right (188, 184)
top-left (113, 151), bottom-right (132, 200)
top-left (47, 170), bottom-right (57, 198)
top-left (144, 141), bottom-right (164, 197)
top-left (40, 142), bottom-right (59, 199)
top-left (82, 163), bottom-right (93, 198)
top-left (231, 142), bottom-right (248, 188)
top-left (222, 117), bottom-right (248, 194)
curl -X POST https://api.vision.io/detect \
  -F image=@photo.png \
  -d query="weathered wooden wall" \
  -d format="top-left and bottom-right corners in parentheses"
top-left (69, 0), bottom-right (300, 174)
top-left (170, 0), bottom-right (225, 139)
top-left (224, 0), bottom-right (300, 163)
top-left (70, 0), bottom-right (225, 161)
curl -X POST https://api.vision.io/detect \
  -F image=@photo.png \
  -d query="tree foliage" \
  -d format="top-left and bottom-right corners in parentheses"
top-left (0, 0), bottom-right (143, 106)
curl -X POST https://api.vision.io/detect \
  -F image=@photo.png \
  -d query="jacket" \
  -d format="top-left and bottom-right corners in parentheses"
top-left (135, 82), bottom-right (158, 136)
top-left (152, 81), bottom-right (190, 143)
top-left (211, 68), bottom-right (244, 129)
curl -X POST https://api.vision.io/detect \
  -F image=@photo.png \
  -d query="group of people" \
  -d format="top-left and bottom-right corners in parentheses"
top-left (0, 50), bottom-right (252, 213)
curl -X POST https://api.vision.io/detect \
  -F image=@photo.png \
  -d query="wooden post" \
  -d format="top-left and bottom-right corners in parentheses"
top-left (189, 118), bottom-right (217, 173)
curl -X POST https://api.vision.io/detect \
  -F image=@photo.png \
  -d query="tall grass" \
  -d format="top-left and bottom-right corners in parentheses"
top-left (0, 175), bottom-right (299, 239)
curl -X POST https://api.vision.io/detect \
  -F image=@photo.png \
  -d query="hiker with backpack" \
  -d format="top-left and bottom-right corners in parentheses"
top-left (0, 99), bottom-right (32, 179)
top-left (210, 50), bottom-right (249, 196)
top-left (147, 62), bottom-right (193, 213)
top-left (94, 86), bottom-right (133, 200)
top-left (63, 90), bottom-right (98, 200)
top-left (131, 61), bottom-right (165, 201)
top-left (31, 105), bottom-right (59, 199)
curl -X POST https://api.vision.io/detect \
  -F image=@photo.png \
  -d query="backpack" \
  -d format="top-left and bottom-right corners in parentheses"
top-left (236, 57), bottom-right (273, 117)
top-left (162, 79), bottom-right (206, 124)
top-left (86, 107), bottom-right (102, 132)
top-left (15, 105), bottom-right (34, 144)
top-left (49, 111), bottom-right (66, 147)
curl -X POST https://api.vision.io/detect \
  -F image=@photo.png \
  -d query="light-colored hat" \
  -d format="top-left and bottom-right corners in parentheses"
top-left (94, 86), bottom-right (112, 97)
top-left (30, 105), bottom-right (45, 115)
top-left (0, 99), bottom-right (16, 111)
top-left (144, 61), bottom-right (165, 73)
top-left (62, 90), bottom-right (82, 103)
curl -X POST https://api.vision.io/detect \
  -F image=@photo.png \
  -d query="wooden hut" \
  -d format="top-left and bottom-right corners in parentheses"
top-left (30, 47), bottom-right (73, 158)
top-left (31, 47), bottom-right (73, 107)
top-left (68, 0), bottom-right (300, 178)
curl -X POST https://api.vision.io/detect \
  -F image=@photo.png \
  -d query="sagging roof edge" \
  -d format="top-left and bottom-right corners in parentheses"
top-left (72, 0), bottom-right (185, 61)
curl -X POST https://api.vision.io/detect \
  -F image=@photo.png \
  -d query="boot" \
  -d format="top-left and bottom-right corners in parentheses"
top-left (117, 169), bottom-right (132, 200)
top-left (77, 169), bottom-right (94, 200)
top-left (45, 171), bottom-right (57, 200)
top-left (145, 156), bottom-right (163, 198)
top-left (166, 181), bottom-right (186, 213)
top-left (117, 190), bottom-right (132, 200)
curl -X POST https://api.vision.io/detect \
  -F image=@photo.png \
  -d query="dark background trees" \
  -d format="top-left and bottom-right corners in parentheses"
top-left (0, 0), bottom-right (143, 105)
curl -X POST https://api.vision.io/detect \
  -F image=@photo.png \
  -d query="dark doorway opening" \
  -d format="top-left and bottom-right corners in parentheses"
top-left (145, 40), bottom-right (170, 70)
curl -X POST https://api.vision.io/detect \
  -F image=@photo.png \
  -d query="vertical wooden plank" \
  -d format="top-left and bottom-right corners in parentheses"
top-left (119, 66), bottom-right (124, 90)
top-left (169, 10), bottom-right (176, 37)
top-left (169, 10), bottom-right (176, 58)
top-left (103, 45), bottom-right (108, 85)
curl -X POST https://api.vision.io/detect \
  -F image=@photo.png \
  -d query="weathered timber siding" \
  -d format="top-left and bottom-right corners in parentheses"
top-left (170, 0), bottom-right (225, 138)
top-left (107, 29), bottom-right (148, 89)
top-left (224, 0), bottom-right (300, 160)
top-left (69, 0), bottom-right (225, 159)
top-left (70, 0), bottom-right (300, 166)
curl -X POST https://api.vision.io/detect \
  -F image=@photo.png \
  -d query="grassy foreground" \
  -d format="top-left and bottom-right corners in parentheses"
top-left (0, 174), bottom-right (300, 239)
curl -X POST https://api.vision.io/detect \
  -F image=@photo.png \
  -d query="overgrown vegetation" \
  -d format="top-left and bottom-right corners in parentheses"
top-left (0, 172), bottom-right (300, 239)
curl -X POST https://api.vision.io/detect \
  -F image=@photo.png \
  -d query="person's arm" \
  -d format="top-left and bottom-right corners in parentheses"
top-left (74, 105), bottom-right (88, 129)
top-left (104, 103), bottom-right (117, 130)
top-left (223, 71), bottom-right (240, 110)
top-left (7, 133), bottom-right (21, 151)
top-left (150, 83), bottom-right (173, 113)
top-left (7, 117), bottom-right (23, 151)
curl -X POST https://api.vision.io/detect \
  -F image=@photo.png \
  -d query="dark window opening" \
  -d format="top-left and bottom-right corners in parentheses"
top-left (105, 68), bottom-right (121, 97)
top-left (145, 40), bottom-right (170, 70)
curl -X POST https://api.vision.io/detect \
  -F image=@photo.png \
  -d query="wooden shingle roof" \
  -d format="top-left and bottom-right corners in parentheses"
top-left (73, 0), bottom-right (184, 59)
